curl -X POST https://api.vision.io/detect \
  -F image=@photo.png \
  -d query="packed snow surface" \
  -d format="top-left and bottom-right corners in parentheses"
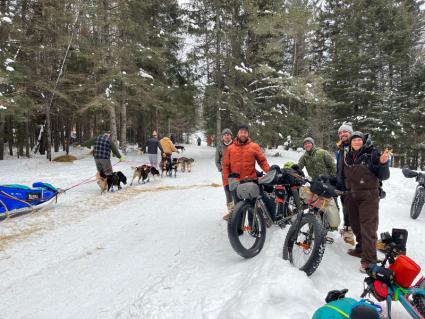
top-left (0, 145), bottom-right (423, 319)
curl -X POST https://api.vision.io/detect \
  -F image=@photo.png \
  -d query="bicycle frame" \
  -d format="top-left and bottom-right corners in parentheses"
top-left (252, 184), bottom-right (298, 227)
top-left (385, 282), bottom-right (425, 319)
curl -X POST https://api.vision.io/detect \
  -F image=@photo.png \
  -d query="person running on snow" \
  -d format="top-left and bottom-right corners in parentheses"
top-left (146, 131), bottom-right (163, 168)
top-left (297, 137), bottom-right (336, 181)
top-left (340, 131), bottom-right (390, 273)
top-left (83, 131), bottom-right (123, 175)
top-left (215, 128), bottom-right (234, 219)
top-left (222, 124), bottom-right (270, 221)
top-left (160, 134), bottom-right (177, 165)
top-left (336, 122), bottom-right (355, 246)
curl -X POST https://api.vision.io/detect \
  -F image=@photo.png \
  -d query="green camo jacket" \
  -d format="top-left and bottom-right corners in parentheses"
top-left (298, 147), bottom-right (336, 181)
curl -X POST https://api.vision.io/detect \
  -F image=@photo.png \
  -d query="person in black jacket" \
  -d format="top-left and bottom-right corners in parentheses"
top-left (336, 122), bottom-right (355, 245)
top-left (340, 131), bottom-right (390, 273)
top-left (146, 131), bottom-right (163, 167)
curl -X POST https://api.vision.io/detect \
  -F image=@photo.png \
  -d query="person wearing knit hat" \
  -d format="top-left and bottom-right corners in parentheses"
top-left (222, 125), bottom-right (270, 221)
top-left (146, 130), bottom-right (164, 168)
top-left (216, 128), bottom-right (234, 220)
top-left (335, 122), bottom-right (355, 246)
top-left (297, 137), bottom-right (336, 182)
top-left (338, 122), bottom-right (353, 135)
top-left (342, 131), bottom-right (390, 273)
top-left (237, 124), bottom-right (249, 132)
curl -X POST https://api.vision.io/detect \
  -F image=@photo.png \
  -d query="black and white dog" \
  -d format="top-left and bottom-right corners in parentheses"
top-left (175, 145), bottom-right (186, 153)
top-left (100, 171), bottom-right (127, 192)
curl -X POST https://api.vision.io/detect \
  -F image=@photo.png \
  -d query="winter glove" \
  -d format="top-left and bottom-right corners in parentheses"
top-left (270, 164), bottom-right (281, 172)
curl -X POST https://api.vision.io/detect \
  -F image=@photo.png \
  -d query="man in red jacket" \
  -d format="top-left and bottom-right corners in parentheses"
top-left (222, 124), bottom-right (270, 220)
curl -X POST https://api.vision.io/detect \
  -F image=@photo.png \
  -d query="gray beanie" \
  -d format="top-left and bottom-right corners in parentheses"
top-left (222, 128), bottom-right (233, 136)
top-left (338, 122), bottom-right (354, 134)
top-left (303, 137), bottom-right (315, 146)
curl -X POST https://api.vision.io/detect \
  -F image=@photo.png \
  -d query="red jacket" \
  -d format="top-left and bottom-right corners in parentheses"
top-left (222, 138), bottom-right (270, 186)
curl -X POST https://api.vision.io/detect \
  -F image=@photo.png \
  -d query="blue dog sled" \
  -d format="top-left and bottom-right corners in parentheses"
top-left (0, 183), bottom-right (59, 221)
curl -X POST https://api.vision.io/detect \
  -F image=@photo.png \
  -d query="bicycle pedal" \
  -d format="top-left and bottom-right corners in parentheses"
top-left (276, 220), bottom-right (287, 229)
top-left (326, 237), bottom-right (334, 244)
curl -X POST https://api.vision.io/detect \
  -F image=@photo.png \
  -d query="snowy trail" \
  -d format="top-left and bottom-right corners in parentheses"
top-left (0, 146), bottom-right (424, 319)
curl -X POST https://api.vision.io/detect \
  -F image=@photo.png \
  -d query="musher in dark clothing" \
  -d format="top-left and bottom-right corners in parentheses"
top-left (83, 131), bottom-right (123, 175)
top-left (146, 131), bottom-right (163, 168)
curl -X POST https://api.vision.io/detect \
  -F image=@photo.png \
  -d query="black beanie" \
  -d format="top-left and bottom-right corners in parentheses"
top-left (351, 304), bottom-right (379, 319)
top-left (238, 124), bottom-right (249, 132)
top-left (350, 131), bottom-right (365, 142)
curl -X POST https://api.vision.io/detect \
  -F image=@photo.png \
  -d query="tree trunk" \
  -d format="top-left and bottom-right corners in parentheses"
top-left (107, 103), bottom-right (118, 146)
top-left (45, 107), bottom-right (52, 160)
top-left (215, 1), bottom-right (222, 145)
top-left (53, 116), bottom-right (60, 153)
top-left (65, 118), bottom-right (71, 155)
top-left (7, 116), bottom-right (13, 156)
top-left (17, 122), bottom-right (24, 158)
top-left (0, 110), bottom-right (4, 160)
top-left (120, 86), bottom-right (127, 154)
top-left (60, 116), bottom-right (66, 151)
top-left (25, 118), bottom-right (30, 158)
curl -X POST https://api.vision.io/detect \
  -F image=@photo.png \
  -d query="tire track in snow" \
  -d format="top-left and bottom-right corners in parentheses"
top-left (0, 183), bottom-right (222, 251)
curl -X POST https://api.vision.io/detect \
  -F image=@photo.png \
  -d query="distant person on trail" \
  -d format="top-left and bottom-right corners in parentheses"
top-left (207, 135), bottom-right (213, 146)
top-left (335, 122), bottom-right (355, 246)
top-left (160, 134), bottom-right (177, 164)
top-left (339, 131), bottom-right (390, 273)
top-left (222, 124), bottom-right (270, 221)
top-left (146, 131), bottom-right (163, 168)
top-left (197, 136), bottom-right (201, 146)
top-left (83, 131), bottom-right (123, 175)
top-left (215, 128), bottom-right (234, 219)
top-left (297, 137), bottom-right (336, 181)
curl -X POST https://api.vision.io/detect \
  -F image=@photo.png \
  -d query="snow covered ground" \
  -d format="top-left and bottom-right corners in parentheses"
top-left (0, 144), bottom-right (424, 319)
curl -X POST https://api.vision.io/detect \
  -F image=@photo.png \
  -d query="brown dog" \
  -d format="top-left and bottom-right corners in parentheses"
top-left (178, 157), bottom-right (195, 172)
top-left (131, 165), bottom-right (160, 185)
top-left (96, 172), bottom-right (108, 194)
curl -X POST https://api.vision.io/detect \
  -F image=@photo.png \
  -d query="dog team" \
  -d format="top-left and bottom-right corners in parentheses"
top-left (84, 131), bottom-right (195, 193)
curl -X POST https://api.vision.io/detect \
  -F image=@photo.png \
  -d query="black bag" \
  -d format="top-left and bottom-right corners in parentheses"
top-left (392, 228), bottom-right (408, 252)
top-left (325, 289), bottom-right (348, 303)
top-left (310, 180), bottom-right (337, 198)
top-left (366, 264), bottom-right (394, 285)
top-left (280, 168), bottom-right (305, 186)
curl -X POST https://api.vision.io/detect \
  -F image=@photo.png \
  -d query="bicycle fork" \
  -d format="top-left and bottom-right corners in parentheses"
top-left (255, 198), bottom-right (273, 228)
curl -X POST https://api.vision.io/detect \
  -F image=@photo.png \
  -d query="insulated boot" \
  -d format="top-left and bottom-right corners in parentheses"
top-left (347, 248), bottom-right (362, 258)
top-left (223, 202), bottom-right (235, 221)
top-left (341, 226), bottom-right (355, 246)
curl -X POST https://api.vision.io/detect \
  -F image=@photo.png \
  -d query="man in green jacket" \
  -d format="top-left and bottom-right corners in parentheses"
top-left (298, 137), bottom-right (336, 181)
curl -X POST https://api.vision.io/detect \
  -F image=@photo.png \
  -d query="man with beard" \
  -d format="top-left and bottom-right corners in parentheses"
top-left (335, 122), bottom-right (355, 246)
top-left (215, 128), bottom-right (234, 220)
top-left (222, 124), bottom-right (270, 220)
